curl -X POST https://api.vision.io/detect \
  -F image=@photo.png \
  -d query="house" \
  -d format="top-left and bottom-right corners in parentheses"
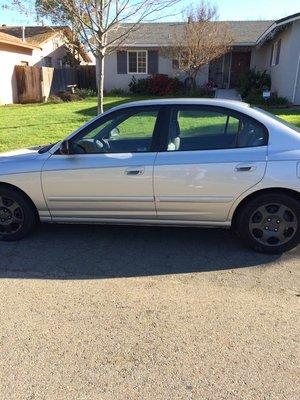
top-left (0, 31), bottom-right (38, 104)
top-left (104, 13), bottom-right (300, 104)
top-left (0, 26), bottom-right (93, 105)
top-left (0, 25), bottom-right (92, 67)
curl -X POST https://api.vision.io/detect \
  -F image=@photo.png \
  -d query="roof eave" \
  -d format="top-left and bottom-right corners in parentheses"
top-left (256, 13), bottom-right (300, 45)
top-left (108, 41), bottom-right (255, 48)
top-left (0, 38), bottom-right (38, 50)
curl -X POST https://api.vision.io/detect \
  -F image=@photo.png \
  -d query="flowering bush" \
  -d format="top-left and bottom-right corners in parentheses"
top-left (129, 74), bottom-right (184, 96)
top-left (203, 80), bottom-right (215, 90)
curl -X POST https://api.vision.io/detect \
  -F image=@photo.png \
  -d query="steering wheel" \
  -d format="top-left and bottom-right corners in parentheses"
top-left (94, 138), bottom-right (110, 152)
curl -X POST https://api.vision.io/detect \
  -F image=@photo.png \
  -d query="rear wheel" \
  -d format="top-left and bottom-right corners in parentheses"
top-left (0, 187), bottom-right (38, 241)
top-left (236, 193), bottom-right (300, 254)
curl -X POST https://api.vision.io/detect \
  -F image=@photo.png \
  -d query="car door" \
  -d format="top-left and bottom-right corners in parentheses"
top-left (42, 106), bottom-right (164, 221)
top-left (154, 105), bottom-right (268, 222)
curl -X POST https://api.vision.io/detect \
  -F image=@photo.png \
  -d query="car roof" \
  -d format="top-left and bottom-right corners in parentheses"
top-left (111, 98), bottom-right (250, 112)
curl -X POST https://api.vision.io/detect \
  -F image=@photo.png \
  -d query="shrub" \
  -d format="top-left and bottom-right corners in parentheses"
top-left (266, 93), bottom-right (289, 106)
top-left (129, 76), bottom-right (153, 95)
top-left (129, 74), bottom-right (184, 96)
top-left (47, 95), bottom-right (63, 103)
top-left (188, 83), bottom-right (215, 98)
top-left (75, 88), bottom-right (97, 98)
top-left (57, 91), bottom-right (83, 102)
top-left (108, 88), bottom-right (129, 96)
top-left (238, 69), bottom-right (271, 98)
top-left (244, 91), bottom-right (289, 107)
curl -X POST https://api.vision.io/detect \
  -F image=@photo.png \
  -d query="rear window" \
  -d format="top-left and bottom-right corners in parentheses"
top-left (253, 107), bottom-right (300, 133)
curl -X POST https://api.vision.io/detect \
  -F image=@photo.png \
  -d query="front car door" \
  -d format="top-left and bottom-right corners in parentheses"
top-left (154, 105), bottom-right (268, 223)
top-left (42, 106), bottom-right (165, 222)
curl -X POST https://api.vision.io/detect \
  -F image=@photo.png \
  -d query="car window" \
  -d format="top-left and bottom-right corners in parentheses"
top-left (167, 107), bottom-right (267, 151)
top-left (71, 108), bottom-right (159, 154)
top-left (253, 107), bottom-right (300, 133)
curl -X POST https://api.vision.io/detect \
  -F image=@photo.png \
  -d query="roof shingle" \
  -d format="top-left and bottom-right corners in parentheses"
top-left (0, 26), bottom-right (66, 45)
top-left (107, 20), bottom-right (274, 47)
top-left (0, 25), bottom-right (92, 62)
top-left (0, 31), bottom-right (38, 49)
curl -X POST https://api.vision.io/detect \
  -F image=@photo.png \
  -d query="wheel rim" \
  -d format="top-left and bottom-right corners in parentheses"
top-left (0, 196), bottom-right (24, 236)
top-left (249, 203), bottom-right (298, 247)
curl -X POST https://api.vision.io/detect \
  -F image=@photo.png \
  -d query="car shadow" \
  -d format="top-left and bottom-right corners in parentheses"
top-left (0, 224), bottom-right (283, 279)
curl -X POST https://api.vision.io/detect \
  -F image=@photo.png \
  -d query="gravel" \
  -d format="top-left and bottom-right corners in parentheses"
top-left (0, 224), bottom-right (299, 400)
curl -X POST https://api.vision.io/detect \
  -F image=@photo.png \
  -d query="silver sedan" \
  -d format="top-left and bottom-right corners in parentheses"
top-left (0, 99), bottom-right (300, 253)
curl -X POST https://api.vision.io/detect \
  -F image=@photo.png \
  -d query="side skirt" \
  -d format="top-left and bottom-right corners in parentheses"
top-left (41, 217), bottom-right (231, 229)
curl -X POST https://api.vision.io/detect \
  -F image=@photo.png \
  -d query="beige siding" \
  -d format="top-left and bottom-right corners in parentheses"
top-left (103, 49), bottom-right (208, 92)
top-left (0, 44), bottom-right (32, 105)
top-left (251, 20), bottom-right (300, 103)
top-left (292, 22), bottom-right (300, 105)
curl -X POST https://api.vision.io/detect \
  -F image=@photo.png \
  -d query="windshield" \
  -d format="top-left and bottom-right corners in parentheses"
top-left (37, 142), bottom-right (58, 154)
top-left (253, 107), bottom-right (300, 133)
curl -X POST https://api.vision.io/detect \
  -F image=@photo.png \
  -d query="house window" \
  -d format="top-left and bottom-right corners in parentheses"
top-left (127, 51), bottom-right (147, 74)
top-left (44, 56), bottom-right (52, 67)
top-left (270, 39), bottom-right (281, 66)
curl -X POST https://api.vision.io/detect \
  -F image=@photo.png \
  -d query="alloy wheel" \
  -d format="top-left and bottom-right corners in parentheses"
top-left (0, 195), bottom-right (24, 236)
top-left (249, 203), bottom-right (298, 247)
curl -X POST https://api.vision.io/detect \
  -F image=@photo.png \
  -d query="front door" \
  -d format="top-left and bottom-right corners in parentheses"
top-left (154, 106), bottom-right (268, 222)
top-left (230, 51), bottom-right (251, 88)
top-left (42, 106), bottom-right (163, 221)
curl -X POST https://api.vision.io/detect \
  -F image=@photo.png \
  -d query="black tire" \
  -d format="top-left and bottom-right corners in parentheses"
top-left (236, 193), bottom-right (300, 254)
top-left (0, 186), bottom-right (38, 241)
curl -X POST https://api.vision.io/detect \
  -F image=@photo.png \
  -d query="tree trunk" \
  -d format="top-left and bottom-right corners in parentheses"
top-left (96, 52), bottom-right (105, 114)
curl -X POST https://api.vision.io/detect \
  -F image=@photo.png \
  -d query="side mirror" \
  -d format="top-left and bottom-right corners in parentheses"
top-left (110, 127), bottom-right (120, 138)
top-left (59, 140), bottom-right (70, 155)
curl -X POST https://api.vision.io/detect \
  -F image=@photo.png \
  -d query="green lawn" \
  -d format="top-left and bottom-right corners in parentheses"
top-left (0, 96), bottom-right (299, 152)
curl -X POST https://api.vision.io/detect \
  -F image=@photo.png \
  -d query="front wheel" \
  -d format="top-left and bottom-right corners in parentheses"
top-left (0, 187), bottom-right (38, 241)
top-left (236, 193), bottom-right (300, 254)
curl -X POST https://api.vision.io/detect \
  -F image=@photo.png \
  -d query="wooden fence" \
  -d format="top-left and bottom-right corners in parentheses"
top-left (15, 66), bottom-right (43, 104)
top-left (14, 65), bottom-right (96, 104)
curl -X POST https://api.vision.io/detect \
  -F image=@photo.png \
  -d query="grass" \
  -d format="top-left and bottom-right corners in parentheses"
top-left (0, 96), bottom-right (135, 152)
top-left (0, 96), bottom-right (300, 152)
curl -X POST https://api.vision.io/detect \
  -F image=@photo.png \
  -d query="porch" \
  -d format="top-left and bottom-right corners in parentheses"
top-left (209, 47), bottom-right (252, 89)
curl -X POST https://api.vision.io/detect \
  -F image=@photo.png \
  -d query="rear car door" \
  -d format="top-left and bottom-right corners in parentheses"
top-left (42, 106), bottom-right (164, 221)
top-left (154, 105), bottom-right (268, 222)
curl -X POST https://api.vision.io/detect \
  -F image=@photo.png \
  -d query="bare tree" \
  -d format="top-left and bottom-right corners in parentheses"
top-left (10, 0), bottom-right (183, 113)
top-left (163, 1), bottom-right (233, 90)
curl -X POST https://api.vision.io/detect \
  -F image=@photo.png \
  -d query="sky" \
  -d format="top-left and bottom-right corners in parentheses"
top-left (0, 0), bottom-right (299, 25)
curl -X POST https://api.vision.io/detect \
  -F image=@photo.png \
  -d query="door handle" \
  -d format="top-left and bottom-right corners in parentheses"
top-left (125, 167), bottom-right (145, 176)
top-left (235, 164), bottom-right (257, 172)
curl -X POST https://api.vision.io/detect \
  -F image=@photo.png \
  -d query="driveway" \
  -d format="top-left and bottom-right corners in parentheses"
top-left (0, 224), bottom-right (299, 400)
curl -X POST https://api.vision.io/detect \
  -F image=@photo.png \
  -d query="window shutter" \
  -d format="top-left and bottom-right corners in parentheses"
top-left (269, 44), bottom-right (274, 66)
top-left (117, 51), bottom-right (127, 74)
top-left (148, 50), bottom-right (159, 75)
top-left (275, 39), bottom-right (281, 65)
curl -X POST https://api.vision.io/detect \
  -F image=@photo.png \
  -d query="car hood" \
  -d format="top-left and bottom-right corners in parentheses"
top-left (0, 146), bottom-right (51, 175)
top-left (0, 147), bottom-right (40, 162)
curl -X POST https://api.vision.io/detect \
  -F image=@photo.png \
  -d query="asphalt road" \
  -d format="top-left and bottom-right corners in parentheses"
top-left (0, 224), bottom-right (299, 400)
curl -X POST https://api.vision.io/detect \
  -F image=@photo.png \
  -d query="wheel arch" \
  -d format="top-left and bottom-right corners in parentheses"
top-left (231, 187), bottom-right (300, 229)
top-left (0, 181), bottom-right (40, 221)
